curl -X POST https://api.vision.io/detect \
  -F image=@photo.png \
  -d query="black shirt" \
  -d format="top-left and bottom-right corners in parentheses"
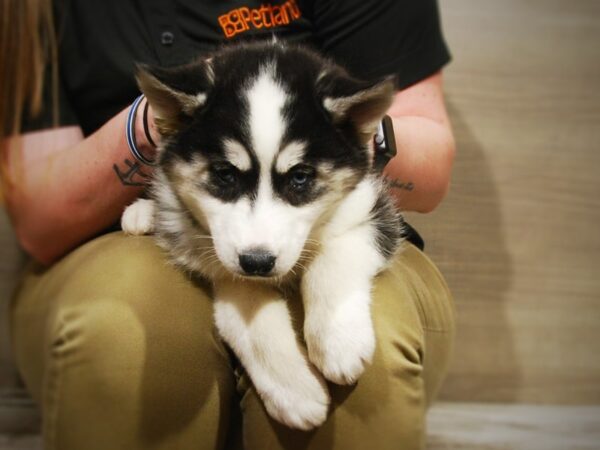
top-left (29, 0), bottom-right (450, 136)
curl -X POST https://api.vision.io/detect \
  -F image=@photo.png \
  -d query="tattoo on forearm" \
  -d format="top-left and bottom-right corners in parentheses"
top-left (113, 159), bottom-right (149, 187)
top-left (389, 179), bottom-right (415, 192)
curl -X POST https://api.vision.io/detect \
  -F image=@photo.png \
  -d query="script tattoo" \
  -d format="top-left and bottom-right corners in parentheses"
top-left (389, 179), bottom-right (415, 192)
top-left (113, 159), bottom-right (149, 187)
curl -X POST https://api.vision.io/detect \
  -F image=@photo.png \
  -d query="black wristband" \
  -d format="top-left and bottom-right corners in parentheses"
top-left (373, 115), bottom-right (397, 173)
top-left (142, 100), bottom-right (158, 148)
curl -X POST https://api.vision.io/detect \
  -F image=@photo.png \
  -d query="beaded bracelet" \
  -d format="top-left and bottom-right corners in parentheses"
top-left (126, 94), bottom-right (157, 167)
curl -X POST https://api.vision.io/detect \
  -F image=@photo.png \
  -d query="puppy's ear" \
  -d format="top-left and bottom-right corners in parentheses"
top-left (136, 59), bottom-right (213, 136)
top-left (319, 68), bottom-right (395, 144)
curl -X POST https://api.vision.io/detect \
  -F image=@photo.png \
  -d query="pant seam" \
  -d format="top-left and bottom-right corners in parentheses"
top-left (43, 319), bottom-right (67, 450)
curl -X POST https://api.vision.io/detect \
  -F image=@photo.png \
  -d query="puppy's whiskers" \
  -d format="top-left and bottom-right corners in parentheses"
top-left (191, 234), bottom-right (214, 241)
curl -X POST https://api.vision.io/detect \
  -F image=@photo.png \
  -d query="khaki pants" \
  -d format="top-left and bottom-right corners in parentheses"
top-left (10, 232), bottom-right (454, 450)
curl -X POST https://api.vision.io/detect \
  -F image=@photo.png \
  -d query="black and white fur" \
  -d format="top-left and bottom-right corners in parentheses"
top-left (122, 42), bottom-right (405, 430)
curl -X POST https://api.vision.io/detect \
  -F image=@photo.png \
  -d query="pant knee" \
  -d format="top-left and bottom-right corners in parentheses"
top-left (48, 233), bottom-right (234, 386)
top-left (43, 299), bottom-right (234, 449)
top-left (15, 233), bottom-right (236, 449)
top-left (50, 286), bottom-right (233, 394)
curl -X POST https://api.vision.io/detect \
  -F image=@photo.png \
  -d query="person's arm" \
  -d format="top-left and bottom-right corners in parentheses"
top-left (383, 71), bottom-right (455, 213)
top-left (4, 102), bottom-right (157, 265)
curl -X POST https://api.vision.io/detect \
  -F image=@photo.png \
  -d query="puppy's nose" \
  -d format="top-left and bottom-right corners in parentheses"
top-left (239, 249), bottom-right (276, 276)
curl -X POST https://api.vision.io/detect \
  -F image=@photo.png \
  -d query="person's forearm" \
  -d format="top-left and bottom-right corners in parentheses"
top-left (378, 72), bottom-right (455, 213)
top-left (383, 115), bottom-right (455, 213)
top-left (5, 106), bottom-right (155, 264)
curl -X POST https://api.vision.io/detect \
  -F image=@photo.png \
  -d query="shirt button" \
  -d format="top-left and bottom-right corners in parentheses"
top-left (160, 31), bottom-right (174, 46)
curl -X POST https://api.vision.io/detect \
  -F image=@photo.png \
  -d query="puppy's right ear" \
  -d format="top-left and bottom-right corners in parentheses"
top-left (136, 59), bottom-right (213, 136)
top-left (318, 66), bottom-right (395, 145)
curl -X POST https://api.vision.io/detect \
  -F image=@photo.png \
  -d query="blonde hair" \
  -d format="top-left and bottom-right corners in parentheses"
top-left (0, 0), bottom-right (58, 199)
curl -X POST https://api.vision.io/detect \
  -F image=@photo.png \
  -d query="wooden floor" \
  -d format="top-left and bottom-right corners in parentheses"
top-left (426, 403), bottom-right (600, 450)
top-left (2, 403), bottom-right (600, 450)
top-left (0, 434), bottom-right (40, 450)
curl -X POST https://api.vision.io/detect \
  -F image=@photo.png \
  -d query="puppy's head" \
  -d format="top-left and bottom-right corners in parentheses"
top-left (138, 43), bottom-right (394, 279)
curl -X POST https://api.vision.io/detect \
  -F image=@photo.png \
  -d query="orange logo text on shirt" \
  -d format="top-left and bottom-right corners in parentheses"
top-left (218, 1), bottom-right (302, 39)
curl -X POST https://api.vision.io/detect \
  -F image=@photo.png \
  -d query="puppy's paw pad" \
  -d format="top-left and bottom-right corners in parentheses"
top-left (121, 199), bottom-right (155, 235)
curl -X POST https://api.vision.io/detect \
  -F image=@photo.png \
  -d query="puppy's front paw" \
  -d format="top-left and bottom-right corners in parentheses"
top-left (261, 366), bottom-right (330, 430)
top-left (305, 293), bottom-right (376, 385)
top-left (121, 199), bottom-right (155, 235)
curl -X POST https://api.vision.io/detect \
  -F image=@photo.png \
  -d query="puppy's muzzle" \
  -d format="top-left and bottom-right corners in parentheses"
top-left (239, 249), bottom-right (276, 276)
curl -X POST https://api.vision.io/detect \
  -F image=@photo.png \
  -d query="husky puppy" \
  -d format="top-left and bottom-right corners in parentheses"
top-left (122, 42), bottom-right (405, 430)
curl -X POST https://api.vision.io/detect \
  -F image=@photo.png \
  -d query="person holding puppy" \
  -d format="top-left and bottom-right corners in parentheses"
top-left (2, 1), bottom-right (455, 449)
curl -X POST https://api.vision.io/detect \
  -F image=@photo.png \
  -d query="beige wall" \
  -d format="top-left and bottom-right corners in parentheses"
top-left (407, 0), bottom-right (600, 403)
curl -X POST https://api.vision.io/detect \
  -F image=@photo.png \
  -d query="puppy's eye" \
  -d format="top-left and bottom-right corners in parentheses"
top-left (288, 165), bottom-right (315, 190)
top-left (211, 163), bottom-right (237, 185)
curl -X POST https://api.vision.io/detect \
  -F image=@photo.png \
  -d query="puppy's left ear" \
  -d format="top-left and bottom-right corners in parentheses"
top-left (136, 59), bottom-right (213, 136)
top-left (319, 69), bottom-right (395, 144)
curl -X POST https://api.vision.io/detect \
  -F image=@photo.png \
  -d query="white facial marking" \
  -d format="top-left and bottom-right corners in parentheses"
top-left (246, 65), bottom-right (288, 172)
top-left (275, 141), bottom-right (307, 173)
top-left (223, 139), bottom-right (252, 171)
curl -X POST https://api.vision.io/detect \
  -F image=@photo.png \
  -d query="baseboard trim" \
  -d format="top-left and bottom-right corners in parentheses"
top-left (0, 391), bottom-right (40, 434)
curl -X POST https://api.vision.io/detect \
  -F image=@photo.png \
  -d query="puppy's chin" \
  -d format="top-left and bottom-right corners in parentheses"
top-left (228, 267), bottom-right (294, 283)
top-left (238, 273), bottom-right (282, 282)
